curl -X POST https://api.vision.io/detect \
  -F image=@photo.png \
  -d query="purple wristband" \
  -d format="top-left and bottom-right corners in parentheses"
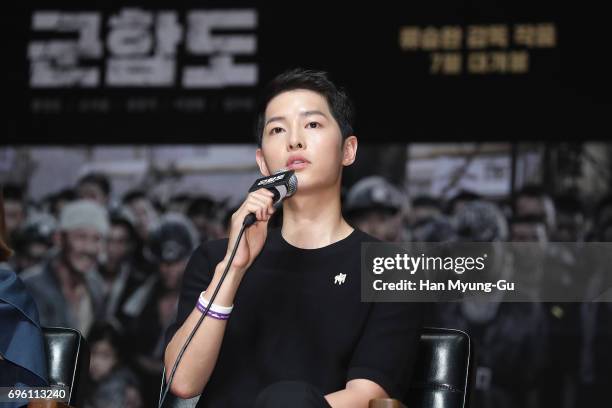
top-left (196, 300), bottom-right (231, 320)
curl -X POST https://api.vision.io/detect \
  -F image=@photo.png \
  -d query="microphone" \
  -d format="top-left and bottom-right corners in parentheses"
top-left (243, 168), bottom-right (298, 227)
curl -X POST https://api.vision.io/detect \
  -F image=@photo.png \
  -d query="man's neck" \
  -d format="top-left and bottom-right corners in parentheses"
top-left (53, 257), bottom-right (84, 289)
top-left (281, 185), bottom-right (353, 249)
top-left (103, 260), bottom-right (123, 282)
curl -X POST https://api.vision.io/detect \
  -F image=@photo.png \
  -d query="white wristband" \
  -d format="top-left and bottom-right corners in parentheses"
top-left (199, 291), bottom-right (234, 314)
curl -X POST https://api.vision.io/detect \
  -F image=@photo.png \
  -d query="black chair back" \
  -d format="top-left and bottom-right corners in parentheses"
top-left (404, 327), bottom-right (473, 408)
top-left (42, 327), bottom-right (90, 407)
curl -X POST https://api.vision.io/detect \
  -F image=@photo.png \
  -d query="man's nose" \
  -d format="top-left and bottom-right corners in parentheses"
top-left (83, 238), bottom-right (101, 255)
top-left (287, 132), bottom-right (306, 150)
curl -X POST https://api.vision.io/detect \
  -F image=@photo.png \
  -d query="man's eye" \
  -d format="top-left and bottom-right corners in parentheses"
top-left (307, 122), bottom-right (320, 129)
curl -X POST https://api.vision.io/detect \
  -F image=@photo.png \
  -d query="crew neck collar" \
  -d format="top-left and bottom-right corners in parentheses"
top-left (274, 227), bottom-right (360, 255)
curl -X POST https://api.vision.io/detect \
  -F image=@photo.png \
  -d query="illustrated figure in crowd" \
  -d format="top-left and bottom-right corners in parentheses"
top-left (124, 213), bottom-right (198, 407)
top-left (2, 184), bottom-right (27, 247)
top-left (344, 175), bottom-right (405, 241)
top-left (21, 200), bottom-right (108, 336)
top-left (10, 212), bottom-right (57, 273)
top-left (430, 200), bottom-right (549, 408)
top-left (122, 190), bottom-right (160, 241)
top-left (100, 213), bottom-right (149, 329)
top-left (187, 196), bottom-right (226, 244)
top-left (76, 173), bottom-right (112, 208)
top-left (85, 322), bottom-right (143, 408)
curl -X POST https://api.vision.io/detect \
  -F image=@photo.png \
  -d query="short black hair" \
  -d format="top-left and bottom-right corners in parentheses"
top-left (87, 321), bottom-right (127, 361)
top-left (2, 183), bottom-right (25, 202)
top-left (77, 173), bottom-right (111, 196)
top-left (122, 189), bottom-right (147, 205)
top-left (187, 196), bottom-right (218, 219)
top-left (46, 188), bottom-right (76, 217)
top-left (254, 68), bottom-right (355, 147)
top-left (109, 213), bottom-right (141, 246)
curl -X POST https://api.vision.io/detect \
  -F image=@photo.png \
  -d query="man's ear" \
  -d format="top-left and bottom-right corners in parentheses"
top-left (255, 148), bottom-right (271, 176)
top-left (342, 136), bottom-right (358, 167)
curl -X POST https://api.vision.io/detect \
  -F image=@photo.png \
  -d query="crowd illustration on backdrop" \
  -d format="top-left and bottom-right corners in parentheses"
top-left (1, 167), bottom-right (611, 408)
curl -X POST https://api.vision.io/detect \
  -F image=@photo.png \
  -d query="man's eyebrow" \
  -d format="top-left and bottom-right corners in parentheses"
top-left (302, 110), bottom-right (328, 119)
top-left (265, 116), bottom-right (285, 127)
top-left (264, 110), bottom-right (329, 127)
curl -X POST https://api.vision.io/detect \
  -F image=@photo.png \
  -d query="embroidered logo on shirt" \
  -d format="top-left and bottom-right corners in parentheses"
top-left (334, 273), bottom-right (347, 285)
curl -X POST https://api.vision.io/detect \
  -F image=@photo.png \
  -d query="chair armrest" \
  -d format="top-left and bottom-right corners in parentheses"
top-left (368, 398), bottom-right (407, 408)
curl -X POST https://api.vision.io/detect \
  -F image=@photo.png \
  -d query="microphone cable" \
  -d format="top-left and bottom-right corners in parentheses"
top-left (159, 214), bottom-right (254, 407)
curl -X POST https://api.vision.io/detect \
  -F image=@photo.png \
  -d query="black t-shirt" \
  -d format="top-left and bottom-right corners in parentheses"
top-left (166, 227), bottom-right (423, 407)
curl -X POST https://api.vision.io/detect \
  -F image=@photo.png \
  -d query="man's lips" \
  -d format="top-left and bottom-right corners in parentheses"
top-left (287, 162), bottom-right (309, 170)
top-left (286, 156), bottom-right (310, 170)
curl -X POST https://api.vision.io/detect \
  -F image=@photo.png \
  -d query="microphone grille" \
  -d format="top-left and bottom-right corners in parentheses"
top-left (273, 167), bottom-right (298, 197)
top-left (287, 173), bottom-right (298, 196)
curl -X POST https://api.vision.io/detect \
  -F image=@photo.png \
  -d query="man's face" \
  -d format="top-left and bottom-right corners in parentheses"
top-left (553, 212), bottom-right (583, 242)
top-left (411, 205), bottom-right (441, 226)
top-left (89, 339), bottom-right (117, 382)
top-left (106, 225), bottom-right (131, 266)
top-left (19, 242), bottom-right (51, 271)
top-left (354, 211), bottom-right (402, 242)
top-left (128, 198), bottom-right (156, 239)
top-left (77, 182), bottom-right (107, 206)
top-left (190, 214), bottom-right (222, 243)
top-left (63, 227), bottom-right (104, 273)
top-left (257, 89), bottom-right (355, 194)
top-left (159, 258), bottom-right (188, 290)
top-left (4, 199), bottom-right (25, 235)
top-left (124, 385), bottom-right (143, 408)
top-left (515, 196), bottom-right (545, 218)
top-left (510, 222), bottom-right (548, 243)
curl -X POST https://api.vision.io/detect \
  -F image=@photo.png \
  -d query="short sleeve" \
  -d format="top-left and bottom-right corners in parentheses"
top-left (347, 301), bottom-right (423, 400)
top-left (164, 242), bottom-right (216, 347)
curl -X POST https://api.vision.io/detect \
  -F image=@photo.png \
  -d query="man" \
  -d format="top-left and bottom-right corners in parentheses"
top-left (512, 185), bottom-right (556, 234)
top-left (123, 214), bottom-right (198, 407)
top-left (409, 195), bottom-right (442, 226)
top-left (186, 196), bottom-right (225, 244)
top-left (11, 212), bottom-right (57, 273)
top-left (431, 201), bottom-right (548, 408)
top-left (122, 190), bottom-right (159, 241)
top-left (551, 193), bottom-right (585, 242)
top-left (164, 69), bottom-right (423, 407)
top-left (76, 172), bottom-right (112, 208)
top-left (2, 183), bottom-right (27, 246)
top-left (21, 200), bottom-right (107, 336)
top-left (405, 195), bottom-right (454, 243)
top-left (509, 215), bottom-right (548, 244)
top-left (101, 213), bottom-right (147, 327)
top-left (447, 189), bottom-right (481, 216)
top-left (344, 176), bottom-right (405, 241)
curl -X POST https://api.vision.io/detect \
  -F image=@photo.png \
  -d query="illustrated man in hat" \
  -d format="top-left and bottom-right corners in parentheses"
top-left (21, 199), bottom-right (108, 336)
